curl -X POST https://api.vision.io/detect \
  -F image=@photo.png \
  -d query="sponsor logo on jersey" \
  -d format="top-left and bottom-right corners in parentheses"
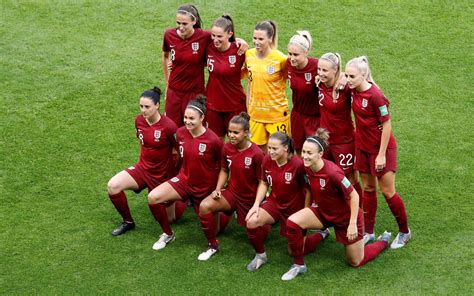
top-left (198, 143), bottom-right (207, 153)
top-left (191, 42), bottom-right (199, 52)
top-left (171, 177), bottom-right (180, 183)
top-left (244, 157), bottom-right (252, 166)
top-left (267, 65), bottom-right (275, 75)
top-left (265, 170), bottom-right (271, 174)
top-left (379, 105), bottom-right (388, 116)
top-left (284, 172), bottom-right (292, 183)
top-left (362, 98), bottom-right (368, 108)
top-left (229, 55), bottom-right (236, 65)
top-left (304, 73), bottom-right (312, 82)
top-left (154, 130), bottom-right (161, 141)
top-left (319, 178), bottom-right (326, 188)
top-left (341, 177), bottom-right (351, 188)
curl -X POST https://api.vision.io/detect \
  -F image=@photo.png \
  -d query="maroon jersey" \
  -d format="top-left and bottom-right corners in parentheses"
top-left (162, 28), bottom-right (212, 92)
top-left (176, 127), bottom-right (223, 199)
top-left (351, 84), bottom-right (397, 153)
top-left (222, 142), bottom-right (264, 205)
top-left (319, 84), bottom-right (355, 144)
top-left (206, 43), bottom-right (246, 112)
top-left (287, 57), bottom-right (320, 116)
top-left (260, 155), bottom-right (307, 215)
top-left (306, 159), bottom-right (354, 224)
top-left (135, 115), bottom-right (178, 182)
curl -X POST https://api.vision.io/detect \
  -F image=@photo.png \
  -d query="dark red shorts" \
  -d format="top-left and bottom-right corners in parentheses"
top-left (260, 199), bottom-right (300, 237)
top-left (323, 142), bottom-right (356, 174)
top-left (309, 205), bottom-right (364, 245)
top-left (165, 87), bottom-right (204, 127)
top-left (125, 164), bottom-right (163, 193)
top-left (206, 109), bottom-right (245, 138)
top-left (167, 175), bottom-right (211, 214)
top-left (291, 110), bottom-right (320, 151)
top-left (221, 189), bottom-right (253, 227)
top-left (355, 148), bottom-right (397, 177)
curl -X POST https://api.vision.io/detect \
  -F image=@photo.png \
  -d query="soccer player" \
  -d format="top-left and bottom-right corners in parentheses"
top-left (197, 112), bottom-right (264, 261)
top-left (162, 5), bottom-right (247, 127)
top-left (147, 95), bottom-right (223, 250)
top-left (245, 20), bottom-right (289, 153)
top-left (281, 130), bottom-right (391, 281)
top-left (346, 56), bottom-right (411, 248)
top-left (205, 14), bottom-right (247, 140)
top-left (317, 52), bottom-right (364, 206)
top-left (287, 31), bottom-right (320, 155)
top-left (245, 132), bottom-right (309, 271)
top-left (106, 87), bottom-right (186, 236)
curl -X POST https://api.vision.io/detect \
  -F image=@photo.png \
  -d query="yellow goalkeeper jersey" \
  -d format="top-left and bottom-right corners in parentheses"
top-left (245, 48), bottom-right (289, 123)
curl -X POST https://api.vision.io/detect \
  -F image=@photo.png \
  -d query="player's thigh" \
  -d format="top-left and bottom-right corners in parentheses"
top-left (199, 194), bottom-right (232, 214)
top-left (288, 207), bottom-right (324, 230)
top-left (247, 207), bottom-right (275, 228)
top-left (107, 170), bottom-right (139, 194)
top-left (148, 182), bottom-right (182, 204)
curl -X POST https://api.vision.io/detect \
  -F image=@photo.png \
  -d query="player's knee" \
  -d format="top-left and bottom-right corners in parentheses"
top-left (147, 192), bottom-right (160, 204)
top-left (107, 179), bottom-right (120, 195)
top-left (246, 218), bottom-right (258, 229)
top-left (199, 200), bottom-right (212, 215)
top-left (381, 188), bottom-right (395, 200)
top-left (363, 184), bottom-right (376, 192)
top-left (347, 257), bottom-right (362, 267)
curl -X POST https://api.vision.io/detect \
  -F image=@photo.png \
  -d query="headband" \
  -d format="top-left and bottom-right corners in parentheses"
top-left (177, 9), bottom-right (197, 20)
top-left (188, 105), bottom-right (204, 115)
top-left (321, 53), bottom-right (340, 68)
top-left (307, 137), bottom-right (324, 152)
top-left (289, 35), bottom-right (310, 52)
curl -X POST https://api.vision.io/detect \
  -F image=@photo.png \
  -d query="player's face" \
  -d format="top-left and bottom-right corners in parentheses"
top-left (345, 66), bottom-right (365, 90)
top-left (139, 97), bottom-right (158, 119)
top-left (176, 13), bottom-right (196, 38)
top-left (183, 108), bottom-right (203, 131)
top-left (318, 59), bottom-right (337, 86)
top-left (228, 123), bottom-right (247, 145)
top-left (268, 138), bottom-right (287, 162)
top-left (301, 141), bottom-right (322, 167)
top-left (287, 44), bottom-right (307, 68)
top-left (253, 30), bottom-right (272, 53)
top-left (211, 26), bottom-right (232, 51)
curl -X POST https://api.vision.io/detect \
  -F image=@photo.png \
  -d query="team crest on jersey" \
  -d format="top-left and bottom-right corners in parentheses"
top-left (198, 143), bottom-right (207, 153)
top-left (154, 130), bottom-right (161, 141)
top-left (244, 157), bottom-right (252, 167)
top-left (191, 42), bottom-right (199, 52)
top-left (284, 172), bottom-right (292, 183)
top-left (228, 55), bottom-right (236, 65)
top-left (267, 65), bottom-right (275, 75)
top-left (304, 73), bottom-right (312, 82)
top-left (362, 98), bottom-right (368, 108)
top-left (320, 178), bottom-right (326, 188)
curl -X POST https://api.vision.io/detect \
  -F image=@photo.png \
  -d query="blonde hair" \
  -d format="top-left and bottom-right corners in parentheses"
top-left (320, 52), bottom-right (342, 100)
top-left (288, 30), bottom-right (312, 53)
top-left (346, 56), bottom-right (377, 87)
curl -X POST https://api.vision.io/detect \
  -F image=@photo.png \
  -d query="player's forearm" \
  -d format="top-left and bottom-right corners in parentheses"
top-left (378, 120), bottom-right (392, 157)
top-left (215, 169), bottom-right (229, 191)
top-left (253, 181), bottom-right (268, 206)
top-left (348, 190), bottom-right (359, 225)
top-left (162, 52), bottom-right (170, 84)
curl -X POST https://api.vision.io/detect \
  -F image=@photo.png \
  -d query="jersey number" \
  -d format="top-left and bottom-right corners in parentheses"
top-left (266, 175), bottom-right (273, 186)
top-left (179, 145), bottom-right (184, 158)
top-left (138, 133), bottom-right (144, 145)
top-left (207, 58), bottom-right (215, 72)
top-left (338, 153), bottom-right (354, 167)
top-left (276, 124), bottom-right (287, 134)
top-left (170, 49), bottom-right (176, 61)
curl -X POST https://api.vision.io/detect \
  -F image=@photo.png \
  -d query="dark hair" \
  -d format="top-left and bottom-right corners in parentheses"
top-left (270, 131), bottom-right (295, 155)
top-left (255, 20), bottom-right (278, 48)
top-left (177, 4), bottom-right (202, 28)
top-left (305, 128), bottom-right (330, 153)
top-left (213, 14), bottom-right (236, 42)
top-left (229, 112), bottom-right (250, 131)
top-left (140, 86), bottom-right (162, 105)
top-left (186, 94), bottom-right (207, 116)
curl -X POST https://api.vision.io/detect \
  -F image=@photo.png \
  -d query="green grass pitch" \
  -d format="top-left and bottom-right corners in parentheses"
top-left (1, 0), bottom-right (473, 294)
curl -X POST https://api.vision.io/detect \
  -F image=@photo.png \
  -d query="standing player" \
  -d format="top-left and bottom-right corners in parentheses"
top-left (162, 5), bottom-right (248, 127)
top-left (106, 87), bottom-right (186, 236)
top-left (281, 130), bottom-right (391, 281)
top-left (346, 56), bottom-right (411, 248)
top-left (245, 20), bottom-right (289, 153)
top-left (205, 14), bottom-right (247, 140)
top-left (287, 31), bottom-right (320, 155)
top-left (245, 132), bottom-right (310, 271)
top-left (317, 52), bottom-right (364, 205)
top-left (147, 96), bottom-right (223, 250)
top-left (197, 112), bottom-right (264, 261)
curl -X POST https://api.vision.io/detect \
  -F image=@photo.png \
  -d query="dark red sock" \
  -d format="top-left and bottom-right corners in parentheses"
top-left (109, 191), bottom-right (133, 223)
top-left (362, 191), bottom-right (377, 234)
top-left (199, 212), bottom-right (218, 247)
top-left (246, 227), bottom-right (265, 254)
top-left (386, 192), bottom-right (409, 233)
top-left (353, 182), bottom-right (364, 208)
top-left (174, 200), bottom-right (187, 221)
top-left (218, 213), bottom-right (232, 233)
top-left (303, 232), bottom-right (324, 255)
top-left (148, 203), bottom-right (173, 235)
top-left (356, 240), bottom-right (388, 267)
top-left (286, 220), bottom-right (305, 265)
